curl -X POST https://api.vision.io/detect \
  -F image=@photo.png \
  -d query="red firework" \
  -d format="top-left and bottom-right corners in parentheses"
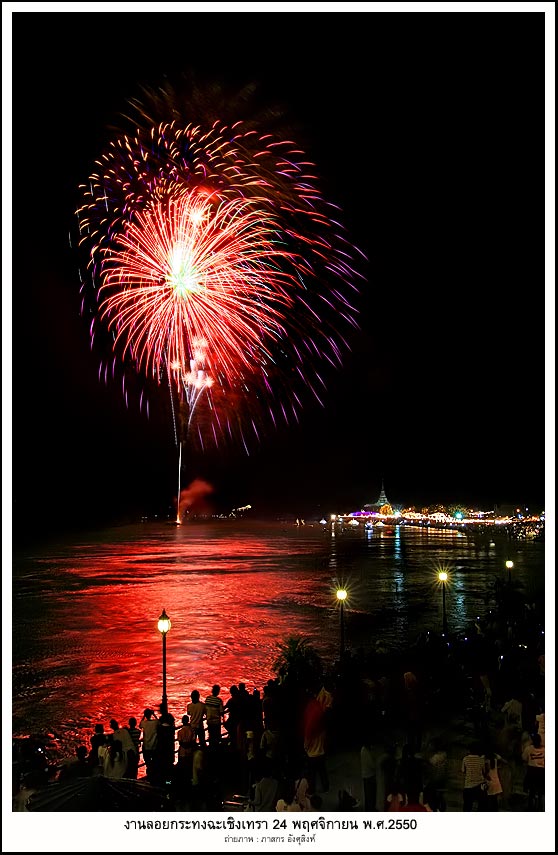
top-left (76, 89), bottom-right (365, 452)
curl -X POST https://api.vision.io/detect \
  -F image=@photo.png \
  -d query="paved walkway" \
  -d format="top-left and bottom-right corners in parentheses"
top-left (313, 712), bottom-right (530, 813)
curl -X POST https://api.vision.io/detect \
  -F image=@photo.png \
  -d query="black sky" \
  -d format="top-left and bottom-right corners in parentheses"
top-left (9, 9), bottom-right (548, 541)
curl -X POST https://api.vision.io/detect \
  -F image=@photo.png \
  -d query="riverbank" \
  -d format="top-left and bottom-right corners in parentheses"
top-left (13, 546), bottom-right (546, 815)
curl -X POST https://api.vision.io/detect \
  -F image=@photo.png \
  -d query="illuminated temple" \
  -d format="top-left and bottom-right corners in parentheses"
top-left (363, 480), bottom-right (391, 512)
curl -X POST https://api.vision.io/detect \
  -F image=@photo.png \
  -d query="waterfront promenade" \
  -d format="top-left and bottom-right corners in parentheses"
top-left (13, 552), bottom-right (545, 816)
top-left (292, 708), bottom-right (532, 813)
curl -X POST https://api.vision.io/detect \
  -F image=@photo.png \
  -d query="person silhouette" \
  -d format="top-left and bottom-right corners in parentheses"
top-left (187, 690), bottom-right (207, 749)
top-left (176, 713), bottom-right (195, 789)
top-left (88, 724), bottom-right (106, 771)
top-left (139, 708), bottom-right (158, 781)
top-left (109, 718), bottom-right (138, 778)
top-left (58, 745), bottom-right (92, 782)
top-left (204, 685), bottom-right (224, 748)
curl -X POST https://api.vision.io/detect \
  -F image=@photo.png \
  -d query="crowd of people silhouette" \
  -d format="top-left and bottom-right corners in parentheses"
top-left (13, 582), bottom-right (545, 813)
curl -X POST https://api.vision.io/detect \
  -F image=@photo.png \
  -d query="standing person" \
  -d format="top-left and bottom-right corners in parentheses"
top-left (522, 732), bottom-right (545, 811)
top-left (479, 671), bottom-right (492, 713)
top-left (260, 721), bottom-right (282, 780)
top-left (484, 751), bottom-right (504, 811)
top-left (187, 690), bottom-right (207, 749)
top-left (402, 668), bottom-right (423, 753)
top-left (191, 743), bottom-right (206, 794)
top-left (360, 738), bottom-right (376, 811)
top-left (187, 744), bottom-right (207, 811)
top-left (126, 717), bottom-right (141, 779)
top-left (262, 681), bottom-right (281, 732)
top-left (237, 682), bottom-right (251, 717)
top-left (242, 730), bottom-right (259, 798)
top-left (139, 708), bottom-right (158, 781)
top-left (399, 744), bottom-right (424, 803)
top-left (248, 688), bottom-right (264, 748)
top-left (126, 717), bottom-right (141, 753)
top-left (261, 682), bottom-right (283, 774)
top-left (425, 738), bottom-right (448, 812)
top-left (154, 709), bottom-right (176, 787)
top-left (88, 724), bottom-right (106, 770)
top-left (461, 744), bottom-right (488, 812)
top-left (176, 714), bottom-right (195, 788)
top-left (109, 719), bottom-right (138, 778)
top-left (236, 682), bottom-right (252, 754)
top-left (224, 685), bottom-right (242, 750)
top-left (97, 734), bottom-right (112, 770)
top-left (303, 690), bottom-right (330, 795)
top-left (103, 739), bottom-right (127, 779)
top-left (204, 685), bottom-right (225, 749)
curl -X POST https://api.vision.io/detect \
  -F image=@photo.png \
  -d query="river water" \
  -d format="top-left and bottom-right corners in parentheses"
top-left (12, 519), bottom-right (544, 762)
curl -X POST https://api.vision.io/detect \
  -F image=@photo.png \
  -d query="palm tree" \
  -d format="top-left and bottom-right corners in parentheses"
top-left (272, 634), bottom-right (323, 689)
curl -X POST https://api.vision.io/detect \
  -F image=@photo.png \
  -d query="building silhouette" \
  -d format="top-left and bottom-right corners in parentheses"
top-left (363, 479), bottom-right (391, 512)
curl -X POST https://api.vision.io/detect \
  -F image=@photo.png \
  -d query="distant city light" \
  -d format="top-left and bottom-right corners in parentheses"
top-left (319, 504), bottom-right (543, 542)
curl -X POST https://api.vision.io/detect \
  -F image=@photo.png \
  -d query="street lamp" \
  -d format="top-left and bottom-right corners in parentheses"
top-left (506, 560), bottom-right (514, 584)
top-left (336, 588), bottom-right (347, 659)
top-left (157, 608), bottom-right (172, 714)
top-left (438, 571), bottom-right (448, 635)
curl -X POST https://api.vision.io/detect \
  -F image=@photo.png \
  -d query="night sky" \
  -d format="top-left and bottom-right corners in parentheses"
top-left (8, 7), bottom-right (549, 542)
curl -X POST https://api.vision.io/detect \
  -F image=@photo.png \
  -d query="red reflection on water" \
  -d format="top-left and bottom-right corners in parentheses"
top-left (12, 520), bottom-right (545, 766)
top-left (13, 523), bottom-right (334, 762)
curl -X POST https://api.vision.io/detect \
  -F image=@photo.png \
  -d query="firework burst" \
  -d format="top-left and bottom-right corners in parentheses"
top-left (76, 80), bottom-right (366, 455)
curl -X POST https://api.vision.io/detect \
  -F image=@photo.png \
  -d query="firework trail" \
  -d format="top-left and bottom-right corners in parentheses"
top-left (76, 79), bottom-right (366, 458)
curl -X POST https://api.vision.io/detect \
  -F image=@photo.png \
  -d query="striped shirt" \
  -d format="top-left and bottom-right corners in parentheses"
top-left (127, 726), bottom-right (141, 753)
top-left (462, 753), bottom-right (486, 788)
top-left (205, 694), bottom-right (224, 723)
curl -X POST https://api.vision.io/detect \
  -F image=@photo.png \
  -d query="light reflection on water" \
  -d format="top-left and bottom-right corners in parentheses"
top-left (12, 520), bottom-right (544, 759)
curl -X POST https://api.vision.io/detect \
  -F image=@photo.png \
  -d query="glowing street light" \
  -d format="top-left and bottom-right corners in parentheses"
top-left (438, 571), bottom-right (449, 635)
top-left (336, 588), bottom-right (348, 659)
top-left (506, 560), bottom-right (514, 584)
top-left (157, 609), bottom-right (172, 714)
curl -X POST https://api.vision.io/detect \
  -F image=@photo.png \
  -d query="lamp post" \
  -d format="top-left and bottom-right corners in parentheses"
top-left (157, 608), bottom-right (171, 714)
top-left (438, 571), bottom-right (448, 635)
top-left (506, 560), bottom-right (514, 585)
top-left (336, 588), bottom-right (347, 659)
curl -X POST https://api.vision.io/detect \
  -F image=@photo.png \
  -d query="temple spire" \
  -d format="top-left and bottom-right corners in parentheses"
top-left (363, 479), bottom-right (391, 511)
top-left (376, 478), bottom-right (389, 507)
